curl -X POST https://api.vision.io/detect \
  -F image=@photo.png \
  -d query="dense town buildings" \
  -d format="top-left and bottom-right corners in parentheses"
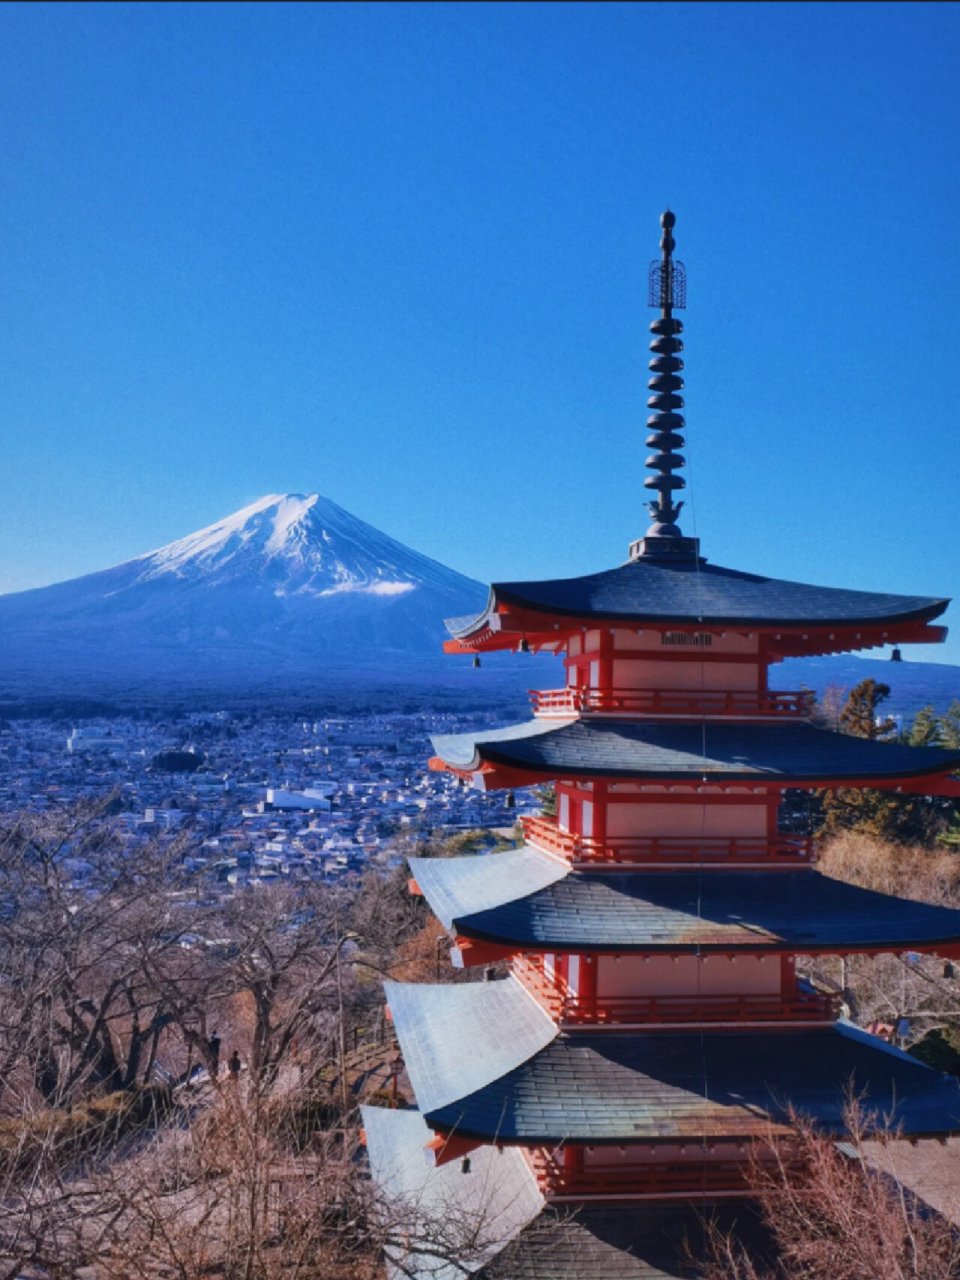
top-left (0, 708), bottom-right (529, 888)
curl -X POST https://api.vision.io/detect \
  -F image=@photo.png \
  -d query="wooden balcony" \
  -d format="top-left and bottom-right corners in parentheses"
top-left (530, 1150), bottom-right (757, 1201)
top-left (521, 814), bottom-right (816, 867)
top-left (513, 957), bottom-right (840, 1028)
top-left (530, 686), bottom-right (815, 718)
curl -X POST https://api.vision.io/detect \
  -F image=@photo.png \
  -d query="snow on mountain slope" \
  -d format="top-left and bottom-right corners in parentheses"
top-left (128, 493), bottom-right (467, 597)
top-left (0, 494), bottom-right (490, 684)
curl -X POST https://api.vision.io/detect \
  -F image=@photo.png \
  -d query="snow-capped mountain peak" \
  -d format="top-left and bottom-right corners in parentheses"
top-left (135, 493), bottom-right (315, 574)
top-left (129, 493), bottom-right (464, 599)
top-left (0, 492), bottom-right (487, 684)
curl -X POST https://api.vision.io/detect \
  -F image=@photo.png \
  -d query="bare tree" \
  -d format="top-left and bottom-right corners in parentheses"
top-left (701, 1101), bottom-right (960, 1280)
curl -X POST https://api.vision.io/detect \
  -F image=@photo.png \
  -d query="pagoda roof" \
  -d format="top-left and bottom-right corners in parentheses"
top-left (387, 978), bottom-right (960, 1144)
top-left (448, 558), bottom-right (948, 638)
top-left (409, 847), bottom-right (568, 930)
top-left (430, 718), bottom-right (960, 784)
top-left (476, 1202), bottom-right (774, 1280)
top-left (409, 848), bottom-right (960, 955)
top-left (361, 1105), bottom-right (544, 1280)
top-left (363, 1106), bottom-right (773, 1280)
top-left (383, 977), bottom-right (557, 1115)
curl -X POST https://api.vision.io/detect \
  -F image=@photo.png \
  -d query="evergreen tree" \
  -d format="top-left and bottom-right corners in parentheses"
top-left (839, 677), bottom-right (896, 740)
top-left (819, 680), bottom-right (925, 843)
top-left (906, 703), bottom-right (939, 747)
top-left (939, 699), bottom-right (960, 750)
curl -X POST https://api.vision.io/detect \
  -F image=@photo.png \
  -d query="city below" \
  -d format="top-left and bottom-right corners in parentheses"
top-left (1, 705), bottom-right (534, 893)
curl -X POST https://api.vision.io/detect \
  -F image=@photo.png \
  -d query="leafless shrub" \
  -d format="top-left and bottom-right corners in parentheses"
top-left (700, 1101), bottom-right (960, 1280)
top-left (0, 802), bottom-right (446, 1277)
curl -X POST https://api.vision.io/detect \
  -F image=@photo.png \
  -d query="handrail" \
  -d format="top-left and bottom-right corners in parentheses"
top-left (520, 815), bottom-right (816, 866)
top-left (530, 686), bottom-right (815, 717)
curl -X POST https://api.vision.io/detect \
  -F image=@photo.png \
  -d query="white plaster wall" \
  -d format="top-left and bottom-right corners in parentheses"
top-left (596, 954), bottom-right (781, 998)
top-left (558, 792), bottom-right (571, 829)
top-left (611, 658), bottom-right (760, 691)
top-left (605, 803), bottom-right (767, 838)
top-left (581, 800), bottom-right (593, 838)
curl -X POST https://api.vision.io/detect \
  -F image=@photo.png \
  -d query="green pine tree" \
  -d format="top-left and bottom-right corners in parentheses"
top-left (839, 677), bottom-right (896, 740)
top-left (906, 704), bottom-right (939, 747)
top-left (939, 699), bottom-right (960, 750)
top-left (818, 679), bottom-right (924, 843)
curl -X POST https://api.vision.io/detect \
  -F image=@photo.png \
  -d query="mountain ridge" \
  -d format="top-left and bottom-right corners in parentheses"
top-left (0, 493), bottom-right (492, 686)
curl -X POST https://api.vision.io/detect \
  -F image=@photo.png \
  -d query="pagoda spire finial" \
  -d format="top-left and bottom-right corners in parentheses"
top-left (629, 210), bottom-right (699, 562)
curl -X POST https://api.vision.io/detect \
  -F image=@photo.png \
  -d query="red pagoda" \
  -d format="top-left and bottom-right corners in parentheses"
top-left (363, 213), bottom-right (960, 1279)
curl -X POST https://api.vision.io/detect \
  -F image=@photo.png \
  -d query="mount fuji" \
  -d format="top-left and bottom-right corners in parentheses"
top-left (0, 494), bottom-right (494, 693)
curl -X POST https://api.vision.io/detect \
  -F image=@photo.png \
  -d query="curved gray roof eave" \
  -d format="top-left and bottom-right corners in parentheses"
top-left (448, 866), bottom-right (960, 953)
top-left (431, 718), bottom-right (960, 781)
top-left (409, 846), bottom-right (567, 931)
top-left (446, 558), bottom-right (949, 634)
top-left (384, 976), bottom-right (558, 1116)
top-left (361, 1105), bottom-right (543, 1280)
top-left (423, 1022), bottom-right (960, 1143)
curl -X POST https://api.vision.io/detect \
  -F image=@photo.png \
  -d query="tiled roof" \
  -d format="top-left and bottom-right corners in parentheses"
top-left (361, 1105), bottom-right (544, 1280)
top-left (419, 855), bottom-right (960, 953)
top-left (422, 1020), bottom-right (960, 1143)
top-left (431, 718), bottom-right (960, 781)
top-left (408, 846), bottom-right (566, 930)
top-left (448, 559), bottom-right (948, 634)
top-left (362, 1108), bottom-right (773, 1280)
top-left (477, 1202), bottom-right (774, 1280)
top-left (384, 977), bottom-right (557, 1115)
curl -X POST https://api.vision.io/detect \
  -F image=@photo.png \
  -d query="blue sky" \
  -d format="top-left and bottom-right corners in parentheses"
top-left (2, 2), bottom-right (960, 660)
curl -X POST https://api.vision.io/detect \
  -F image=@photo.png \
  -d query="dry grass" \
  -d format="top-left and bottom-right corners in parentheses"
top-left (819, 829), bottom-right (960, 907)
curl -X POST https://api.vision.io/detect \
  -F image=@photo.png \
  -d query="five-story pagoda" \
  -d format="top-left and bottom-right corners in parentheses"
top-left (363, 213), bottom-right (960, 1280)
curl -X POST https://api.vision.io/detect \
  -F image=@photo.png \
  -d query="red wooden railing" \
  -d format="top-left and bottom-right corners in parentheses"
top-left (513, 956), bottom-right (840, 1027)
top-left (529, 687), bottom-right (815, 718)
top-left (520, 815), bottom-right (816, 867)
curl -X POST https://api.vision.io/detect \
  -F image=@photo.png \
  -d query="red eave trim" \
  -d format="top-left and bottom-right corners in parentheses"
top-left (446, 606), bottom-right (948, 657)
top-left (425, 1132), bottom-right (485, 1167)
top-left (452, 758), bottom-right (960, 795)
top-left (452, 937), bottom-right (960, 964)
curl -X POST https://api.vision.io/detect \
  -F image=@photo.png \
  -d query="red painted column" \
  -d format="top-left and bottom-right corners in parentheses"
top-left (580, 953), bottom-right (598, 1020)
top-left (767, 796), bottom-right (780, 856)
top-left (593, 780), bottom-right (608, 860)
top-left (599, 627), bottom-right (614, 699)
top-left (779, 953), bottom-right (796, 1005)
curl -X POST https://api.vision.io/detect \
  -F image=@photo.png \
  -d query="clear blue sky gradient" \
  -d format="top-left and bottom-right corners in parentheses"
top-left (3, 2), bottom-right (960, 660)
